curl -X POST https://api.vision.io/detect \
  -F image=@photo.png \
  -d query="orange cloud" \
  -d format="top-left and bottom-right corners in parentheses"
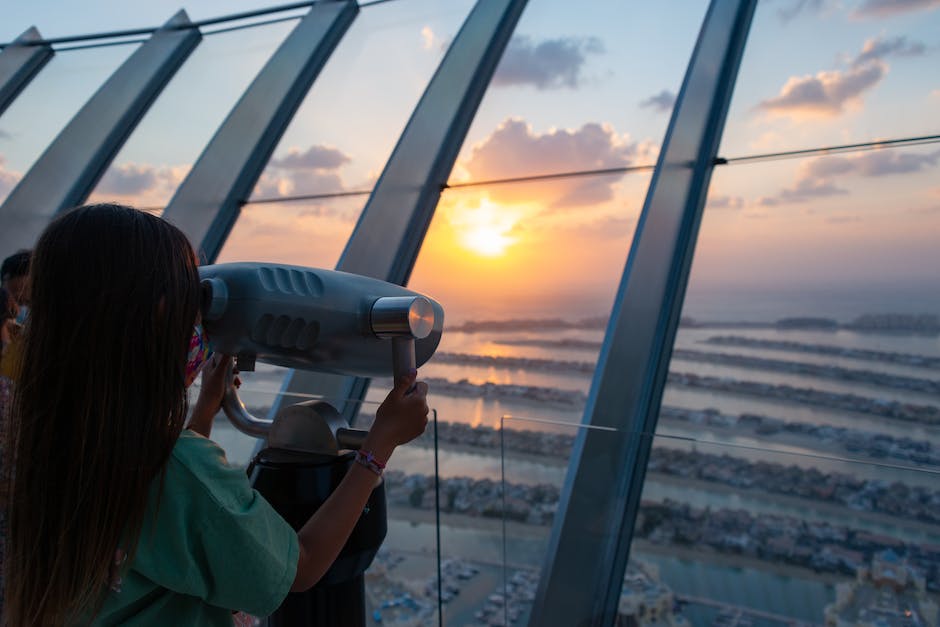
top-left (757, 62), bottom-right (885, 118)
top-left (459, 118), bottom-right (638, 209)
top-left (756, 36), bottom-right (926, 120)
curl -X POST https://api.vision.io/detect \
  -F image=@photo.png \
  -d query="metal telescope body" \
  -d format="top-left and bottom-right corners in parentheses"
top-left (198, 262), bottom-right (443, 441)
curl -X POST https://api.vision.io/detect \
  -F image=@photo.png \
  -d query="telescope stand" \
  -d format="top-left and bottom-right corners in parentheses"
top-left (251, 447), bottom-right (386, 627)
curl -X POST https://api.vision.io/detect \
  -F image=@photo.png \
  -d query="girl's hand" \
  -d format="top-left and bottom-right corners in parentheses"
top-left (363, 371), bottom-right (429, 460)
top-left (195, 354), bottom-right (237, 411)
top-left (189, 355), bottom-right (239, 437)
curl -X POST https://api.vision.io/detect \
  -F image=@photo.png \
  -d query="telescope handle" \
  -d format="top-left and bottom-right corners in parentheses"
top-left (391, 336), bottom-right (416, 388)
top-left (220, 362), bottom-right (273, 438)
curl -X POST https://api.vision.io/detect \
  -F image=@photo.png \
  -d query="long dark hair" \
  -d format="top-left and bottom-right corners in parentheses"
top-left (3, 204), bottom-right (201, 625)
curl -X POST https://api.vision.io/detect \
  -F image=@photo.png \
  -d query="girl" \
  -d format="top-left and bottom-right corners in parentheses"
top-left (2, 204), bottom-right (429, 625)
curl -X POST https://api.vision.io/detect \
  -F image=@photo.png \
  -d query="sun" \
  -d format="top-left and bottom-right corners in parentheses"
top-left (454, 199), bottom-right (518, 257)
top-left (463, 224), bottom-right (514, 256)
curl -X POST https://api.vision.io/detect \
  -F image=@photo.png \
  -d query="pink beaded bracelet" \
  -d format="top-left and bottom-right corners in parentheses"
top-left (355, 449), bottom-right (386, 476)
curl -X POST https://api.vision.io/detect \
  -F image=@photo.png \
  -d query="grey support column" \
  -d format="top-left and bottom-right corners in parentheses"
top-left (527, 1), bottom-right (757, 625)
top-left (271, 0), bottom-right (529, 424)
top-left (162, 1), bottom-right (358, 260)
top-left (0, 11), bottom-right (200, 258)
top-left (0, 27), bottom-right (54, 117)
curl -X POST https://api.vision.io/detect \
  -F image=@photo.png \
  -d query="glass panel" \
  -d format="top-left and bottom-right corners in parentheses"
top-left (216, 194), bottom-right (367, 268)
top-left (0, 45), bottom-right (134, 204)
top-left (399, 174), bottom-right (645, 622)
top-left (406, 179), bottom-right (645, 323)
top-left (719, 0), bottom-right (940, 157)
top-left (497, 416), bottom-right (600, 626)
top-left (631, 435), bottom-right (939, 625)
top-left (249, 0), bottom-right (476, 205)
top-left (363, 409), bottom-right (441, 627)
top-left (449, 0), bottom-right (710, 185)
top-left (639, 143), bottom-right (940, 623)
top-left (86, 20), bottom-right (297, 211)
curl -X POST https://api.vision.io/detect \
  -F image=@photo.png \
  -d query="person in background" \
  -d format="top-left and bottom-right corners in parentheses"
top-left (0, 286), bottom-right (19, 622)
top-left (0, 286), bottom-right (23, 387)
top-left (0, 251), bottom-right (30, 322)
top-left (2, 204), bottom-right (429, 626)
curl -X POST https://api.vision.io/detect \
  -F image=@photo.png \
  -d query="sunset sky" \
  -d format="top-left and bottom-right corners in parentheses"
top-left (1, 0), bottom-right (939, 323)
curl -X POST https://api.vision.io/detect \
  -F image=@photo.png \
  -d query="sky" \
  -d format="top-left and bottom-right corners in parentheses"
top-left (1, 0), bottom-right (939, 323)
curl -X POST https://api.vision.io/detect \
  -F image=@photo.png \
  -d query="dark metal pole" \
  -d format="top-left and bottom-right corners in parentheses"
top-left (0, 27), bottom-right (53, 117)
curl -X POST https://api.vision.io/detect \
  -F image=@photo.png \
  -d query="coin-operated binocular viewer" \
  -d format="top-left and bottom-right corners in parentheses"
top-left (198, 263), bottom-right (444, 626)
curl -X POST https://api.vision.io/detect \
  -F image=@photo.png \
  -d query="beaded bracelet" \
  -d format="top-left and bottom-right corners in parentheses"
top-left (355, 449), bottom-right (386, 476)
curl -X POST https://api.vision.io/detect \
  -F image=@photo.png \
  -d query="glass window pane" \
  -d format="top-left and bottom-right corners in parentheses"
top-left (450, 0), bottom-right (709, 185)
top-left (720, 0), bottom-right (940, 156)
top-left (249, 0), bottom-right (476, 204)
top-left (216, 195), bottom-right (367, 268)
top-left (639, 144), bottom-right (940, 623)
top-left (86, 20), bottom-right (297, 211)
top-left (0, 45), bottom-right (134, 204)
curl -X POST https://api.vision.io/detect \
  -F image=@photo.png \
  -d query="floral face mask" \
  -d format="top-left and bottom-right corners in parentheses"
top-left (184, 323), bottom-right (213, 388)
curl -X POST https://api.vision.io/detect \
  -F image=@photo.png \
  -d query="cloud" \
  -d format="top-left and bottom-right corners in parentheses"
top-left (0, 129), bottom-right (11, 141)
top-left (268, 145), bottom-right (350, 170)
top-left (757, 61), bottom-right (885, 117)
top-left (252, 144), bottom-right (353, 200)
top-left (806, 150), bottom-right (940, 177)
top-left (776, 0), bottom-right (825, 23)
top-left (639, 90), bottom-right (676, 113)
top-left (492, 35), bottom-right (604, 90)
top-left (760, 149), bottom-right (940, 205)
top-left (96, 163), bottom-right (159, 196)
top-left (851, 36), bottom-right (926, 66)
top-left (420, 26), bottom-right (443, 51)
top-left (90, 163), bottom-right (189, 206)
top-left (0, 157), bottom-right (21, 198)
top-left (460, 118), bottom-right (636, 208)
top-left (707, 195), bottom-right (745, 210)
top-left (756, 36), bottom-right (929, 119)
top-left (825, 214), bottom-right (862, 223)
top-left (852, 0), bottom-right (940, 18)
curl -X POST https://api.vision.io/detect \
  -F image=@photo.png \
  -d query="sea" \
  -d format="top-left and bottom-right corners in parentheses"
top-left (201, 286), bottom-right (940, 626)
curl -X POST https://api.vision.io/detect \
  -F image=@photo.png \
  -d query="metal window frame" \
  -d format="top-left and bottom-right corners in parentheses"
top-left (527, 1), bottom-right (758, 624)
top-left (0, 27), bottom-right (54, 117)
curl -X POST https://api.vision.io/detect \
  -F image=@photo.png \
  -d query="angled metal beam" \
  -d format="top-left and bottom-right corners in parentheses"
top-left (270, 0), bottom-right (530, 428)
top-left (0, 11), bottom-right (200, 258)
top-left (162, 0), bottom-right (358, 260)
top-left (0, 27), bottom-right (54, 117)
top-left (528, 1), bottom-right (758, 625)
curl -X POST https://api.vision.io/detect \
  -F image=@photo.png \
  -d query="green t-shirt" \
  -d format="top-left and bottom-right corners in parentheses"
top-left (92, 430), bottom-right (299, 626)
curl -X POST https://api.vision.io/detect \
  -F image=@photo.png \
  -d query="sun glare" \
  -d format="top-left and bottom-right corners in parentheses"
top-left (455, 199), bottom-right (518, 257)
